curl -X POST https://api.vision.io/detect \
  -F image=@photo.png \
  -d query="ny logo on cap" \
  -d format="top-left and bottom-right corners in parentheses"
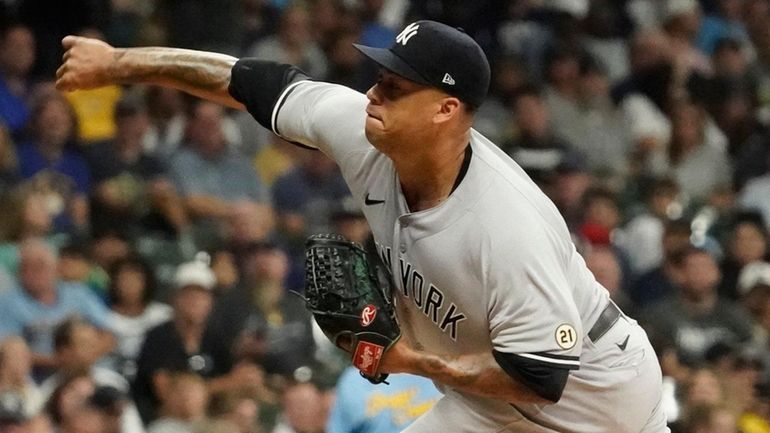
top-left (396, 22), bottom-right (420, 46)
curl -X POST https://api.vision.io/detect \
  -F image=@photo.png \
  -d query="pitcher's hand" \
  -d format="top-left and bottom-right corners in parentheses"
top-left (56, 36), bottom-right (117, 91)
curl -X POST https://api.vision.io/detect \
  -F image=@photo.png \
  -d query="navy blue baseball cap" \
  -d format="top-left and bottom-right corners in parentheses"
top-left (354, 20), bottom-right (491, 108)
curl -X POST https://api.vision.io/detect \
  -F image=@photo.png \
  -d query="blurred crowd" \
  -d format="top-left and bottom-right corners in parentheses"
top-left (0, 0), bottom-right (768, 432)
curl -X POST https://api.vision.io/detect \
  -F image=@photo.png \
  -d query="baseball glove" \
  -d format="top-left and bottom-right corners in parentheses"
top-left (303, 233), bottom-right (400, 384)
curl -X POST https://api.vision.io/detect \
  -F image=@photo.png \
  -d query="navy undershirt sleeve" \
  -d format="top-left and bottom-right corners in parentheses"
top-left (492, 350), bottom-right (573, 403)
top-left (228, 58), bottom-right (310, 130)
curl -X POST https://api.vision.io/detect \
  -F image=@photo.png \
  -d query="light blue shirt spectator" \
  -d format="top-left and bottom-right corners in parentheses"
top-left (0, 281), bottom-right (113, 357)
top-left (168, 100), bottom-right (266, 205)
top-left (170, 146), bottom-right (266, 203)
top-left (327, 368), bottom-right (442, 433)
top-left (696, 15), bottom-right (748, 55)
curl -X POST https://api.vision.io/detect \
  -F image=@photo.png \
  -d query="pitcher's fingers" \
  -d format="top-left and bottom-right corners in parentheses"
top-left (61, 35), bottom-right (79, 49)
top-left (54, 79), bottom-right (69, 91)
top-left (55, 71), bottom-right (70, 91)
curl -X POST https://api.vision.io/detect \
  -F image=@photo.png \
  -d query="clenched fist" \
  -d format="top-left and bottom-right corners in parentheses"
top-left (55, 36), bottom-right (117, 92)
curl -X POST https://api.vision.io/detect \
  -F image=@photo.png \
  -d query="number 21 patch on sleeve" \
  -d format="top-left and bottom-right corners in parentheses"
top-left (555, 324), bottom-right (578, 350)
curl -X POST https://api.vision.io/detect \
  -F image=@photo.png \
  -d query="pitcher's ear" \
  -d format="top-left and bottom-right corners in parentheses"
top-left (433, 96), bottom-right (462, 124)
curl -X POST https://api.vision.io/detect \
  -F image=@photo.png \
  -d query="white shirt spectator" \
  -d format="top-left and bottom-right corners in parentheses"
top-left (109, 302), bottom-right (173, 367)
top-left (739, 173), bottom-right (770, 231)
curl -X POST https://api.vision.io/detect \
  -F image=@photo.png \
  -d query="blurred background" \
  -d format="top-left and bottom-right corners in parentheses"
top-left (0, 0), bottom-right (768, 432)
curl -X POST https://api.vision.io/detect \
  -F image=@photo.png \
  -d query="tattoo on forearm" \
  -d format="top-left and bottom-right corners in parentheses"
top-left (112, 48), bottom-right (234, 91)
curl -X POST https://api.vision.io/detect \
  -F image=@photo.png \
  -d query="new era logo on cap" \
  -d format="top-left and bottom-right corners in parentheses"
top-left (442, 73), bottom-right (455, 85)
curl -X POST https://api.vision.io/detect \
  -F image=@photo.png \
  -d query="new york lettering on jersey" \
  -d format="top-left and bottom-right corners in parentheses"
top-left (374, 241), bottom-right (467, 341)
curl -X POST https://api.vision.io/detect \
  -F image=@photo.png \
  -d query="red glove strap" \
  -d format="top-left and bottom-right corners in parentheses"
top-left (352, 341), bottom-right (385, 377)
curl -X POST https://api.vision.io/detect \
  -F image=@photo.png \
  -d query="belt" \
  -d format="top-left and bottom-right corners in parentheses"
top-left (587, 301), bottom-right (622, 343)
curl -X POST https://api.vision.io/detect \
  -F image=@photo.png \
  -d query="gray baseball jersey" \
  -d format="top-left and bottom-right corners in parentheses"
top-left (232, 71), bottom-right (669, 432)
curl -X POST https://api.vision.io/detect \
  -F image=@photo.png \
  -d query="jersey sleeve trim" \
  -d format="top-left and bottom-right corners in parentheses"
top-left (271, 81), bottom-right (305, 134)
top-left (270, 80), bottom-right (319, 151)
top-left (507, 352), bottom-right (580, 370)
top-left (493, 350), bottom-right (573, 402)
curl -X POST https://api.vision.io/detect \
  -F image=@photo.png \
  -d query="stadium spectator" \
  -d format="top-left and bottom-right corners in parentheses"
top-left (224, 201), bottom-right (275, 264)
top-left (208, 390), bottom-right (263, 433)
top-left (86, 95), bottom-right (189, 239)
top-left (736, 261), bottom-right (770, 374)
top-left (472, 55), bottom-right (528, 145)
top-left (271, 382), bottom-right (327, 433)
top-left (681, 403), bottom-right (738, 433)
top-left (211, 243), bottom-right (314, 376)
top-left (325, 27), bottom-right (377, 94)
top-left (208, 249), bottom-right (240, 296)
top-left (45, 373), bottom-right (97, 429)
top-left (542, 45), bottom-right (585, 148)
top-left (88, 385), bottom-right (136, 433)
top-left (16, 91), bottom-right (90, 235)
top-left (619, 177), bottom-right (684, 276)
top-left (271, 150), bottom-right (349, 240)
top-left (59, 402), bottom-right (109, 433)
top-left (571, 58), bottom-right (631, 177)
top-left (105, 257), bottom-right (172, 379)
top-left (641, 247), bottom-right (754, 366)
top-left (696, 0), bottom-right (749, 55)
top-left (738, 159), bottom-right (770, 231)
top-left (647, 100), bottom-right (732, 204)
top-left (142, 87), bottom-right (186, 159)
top-left (146, 371), bottom-right (208, 433)
top-left (0, 336), bottom-right (43, 418)
top-left (57, 242), bottom-right (109, 299)
top-left (134, 255), bottom-right (259, 422)
top-left (0, 24), bottom-right (35, 138)
top-left (0, 184), bottom-right (63, 279)
top-left (502, 85), bottom-right (579, 190)
top-left (584, 246), bottom-right (632, 312)
top-left (168, 100), bottom-right (267, 236)
top-left (581, 0), bottom-right (632, 84)
top-left (578, 187), bottom-right (623, 247)
top-left (630, 219), bottom-right (692, 308)
top-left (0, 239), bottom-right (114, 377)
top-left (719, 212), bottom-right (770, 299)
top-left (661, 0), bottom-right (712, 76)
top-left (326, 367), bottom-right (441, 433)
top-left (245, 5), bottom-right (328, 79)
top-left (40, 317), bottom-right (143, 433)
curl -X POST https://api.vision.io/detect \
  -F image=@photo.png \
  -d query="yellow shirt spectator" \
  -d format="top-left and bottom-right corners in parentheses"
top-left (65, 85), bottom-right (123, 143)
top-left (741, 412), bottom-right (770, 433)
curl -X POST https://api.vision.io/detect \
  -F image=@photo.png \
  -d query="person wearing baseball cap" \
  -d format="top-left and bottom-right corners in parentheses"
top-left (132, 253), bottom-right (231, 421)
top-left (172, 253), bottom-right (217, 292)
top-left (353, 20), bottom-right (490, 109)
top-left (738, 261), bottom-right (770, 327)
top-left (738, 261), bottom-right (770, 296)
top-left (58, 18), bottom-right (670, 433)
